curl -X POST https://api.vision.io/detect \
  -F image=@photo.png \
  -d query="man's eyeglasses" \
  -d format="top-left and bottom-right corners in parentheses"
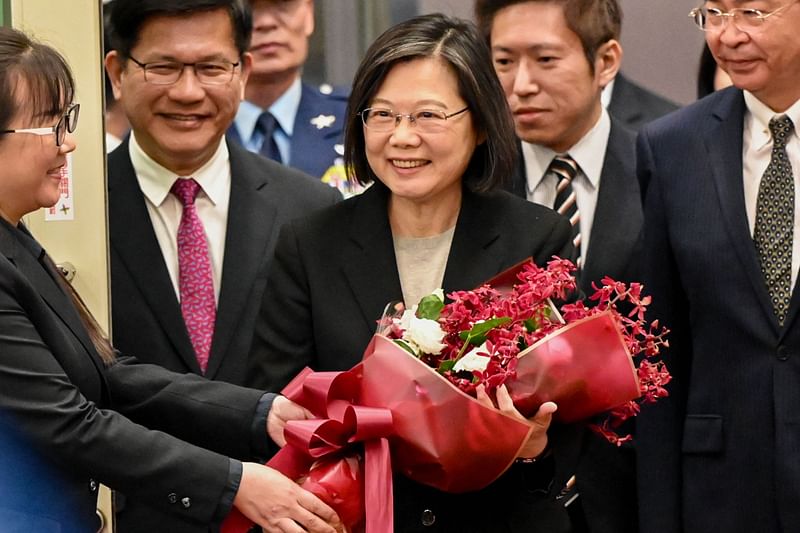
top-left (260, 0), bottom-right (305, 14)
top-left (128, 56), bottom-right (240, 85)
top-left (0, 103), bottom-right (80, 147)
top-left (689, 2), bottom-right (797, 32)
top-left (359, 107), bottom-right (470, 134)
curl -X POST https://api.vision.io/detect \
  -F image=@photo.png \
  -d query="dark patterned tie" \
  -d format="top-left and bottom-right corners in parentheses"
top-left (256, 111), bottom-right (282, 163)
top-left (549, 154), bottom-right (582, 268)
top-left (754, 115), bottom-right (795, 324)
top-left (171, 178), bottom-right (216, 373)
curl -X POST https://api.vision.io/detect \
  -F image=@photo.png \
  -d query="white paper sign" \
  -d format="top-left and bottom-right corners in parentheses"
top-left (46, 153), bottom-right (74, 221)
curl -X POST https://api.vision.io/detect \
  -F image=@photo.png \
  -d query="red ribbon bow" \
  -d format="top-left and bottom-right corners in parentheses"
top-left (223, 368), bottom-right (394, 533)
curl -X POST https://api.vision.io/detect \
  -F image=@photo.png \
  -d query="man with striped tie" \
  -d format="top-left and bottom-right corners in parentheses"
top-left (475, 2), bottom-right (644, 533)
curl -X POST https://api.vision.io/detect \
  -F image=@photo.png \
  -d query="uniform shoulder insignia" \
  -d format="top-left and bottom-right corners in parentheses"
top-left (317, 83), bottom-right (350, 100)
top-left (310, 114), bottom-right (336, 130)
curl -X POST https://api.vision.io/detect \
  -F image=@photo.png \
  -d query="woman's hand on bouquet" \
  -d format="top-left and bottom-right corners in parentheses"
top-left (267, 395), bottom-right (315, 447)
top-left (476, 384), bottom-right (557, 459)
top-left (235, 463), bottom-right (344, 533)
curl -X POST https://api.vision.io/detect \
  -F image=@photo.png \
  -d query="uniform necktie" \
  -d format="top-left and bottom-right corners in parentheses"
top-left (256, 111), bottom-right (282, 163)
top-left (549, 154), bottom-right (582, 268)
top-left (171, 178), bottom-right (215, 373)
top-left (754, 115), bottom-right (795, 325)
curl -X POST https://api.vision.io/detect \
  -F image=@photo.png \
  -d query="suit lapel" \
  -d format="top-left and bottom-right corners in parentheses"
top-left (107, 143), bottom-right (200, 372)
top-left (205, 143), bottom-right (277, 377)
top-left (341, 185), bottom-right (404, 334)
top-left (0, 224), bottom-right (107, 377)
top-left (442, 189), bottom-right (507, 292)
top-left (705, 90), bottom-right (780, 332)
top-left (581, 120), bottom-right (641, 293)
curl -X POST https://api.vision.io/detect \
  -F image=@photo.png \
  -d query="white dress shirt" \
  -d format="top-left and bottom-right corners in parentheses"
top-left (742, 93), bottom-right (800, 289)
top-left (521, 108), bottom-right (611, 259)
top-left (233, 76), bottom-right (302, 164)
top-left (128, 132), bottom-right (231, 303)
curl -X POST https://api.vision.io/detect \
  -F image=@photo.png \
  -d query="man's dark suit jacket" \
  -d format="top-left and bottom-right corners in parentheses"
top-left (636, 86), bottom-right (800, 533)
top-left (247, 182), bottom-right (580, 532)
top-left (609, 73), bottom-right (679, 132)
top-left (506, 118), bottom-right (642, 533)
top-left (108, 139), bottom-right (340, 532)
top-left (0, 219), bottom-right (269, 533)
top-left (506, 117), bottom-right (642, 297)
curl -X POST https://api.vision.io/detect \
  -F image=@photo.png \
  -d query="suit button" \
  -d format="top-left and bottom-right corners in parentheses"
top-left (777, 346), bottom-right (790, 361)
top-left (88, 479), bottom-right (98, 492)
top-left (181, 497), bottom-right (192, 509)
top-left (421, 509), bottom-right (435, 526)
top-left (167, 493), bottom-right (178, 504)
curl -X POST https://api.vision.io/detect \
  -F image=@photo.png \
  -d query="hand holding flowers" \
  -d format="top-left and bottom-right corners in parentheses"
top-left (475, 383), bottom-right (557, 459)
top-left (383, 257), bottom-right (671, 445)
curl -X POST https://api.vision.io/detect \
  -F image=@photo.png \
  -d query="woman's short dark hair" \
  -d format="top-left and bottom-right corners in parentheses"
top-left (344, 13), bottom-right (518, 193)
top-left (0, 27), bottom-right (115, 364)
top-left (0, 27), bottom-right (74, 133)
top-left (475, 0), bottom-right (621, 73)
top-left (108, 0), bottom-right (252, 59)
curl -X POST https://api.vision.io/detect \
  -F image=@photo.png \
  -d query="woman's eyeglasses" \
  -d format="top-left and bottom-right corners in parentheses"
top-left (0, 103), bottom-right (80, 146)
top-left (359, 106), bottom-right (469, 134)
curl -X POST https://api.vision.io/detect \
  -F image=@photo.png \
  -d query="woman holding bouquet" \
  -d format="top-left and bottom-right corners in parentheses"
top-left (248, 13), bottom-right (578, 532)
top-left (0, 27), bottom-right (342, 533)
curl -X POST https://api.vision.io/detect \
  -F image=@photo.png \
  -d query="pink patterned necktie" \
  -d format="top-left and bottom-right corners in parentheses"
top-left (171, 178), bottom-right (215, 373)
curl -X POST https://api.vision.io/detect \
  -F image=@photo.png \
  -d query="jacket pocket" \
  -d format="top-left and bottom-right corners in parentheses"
top-left (681, 414), bottom-right (724, 454)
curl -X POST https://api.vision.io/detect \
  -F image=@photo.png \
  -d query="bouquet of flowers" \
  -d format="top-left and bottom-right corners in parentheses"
top-left (224, 257), bottom-right (670, 533)
top-left (382, 257), bottom-right (671, 445)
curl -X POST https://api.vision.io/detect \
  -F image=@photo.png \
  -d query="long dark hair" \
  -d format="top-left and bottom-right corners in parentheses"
top-left (0, 27), bottom-right (115, 365)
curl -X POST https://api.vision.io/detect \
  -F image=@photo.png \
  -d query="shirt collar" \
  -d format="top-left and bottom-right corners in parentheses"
top-left (128, 131), bottom-right (230, 208)
top-left (234, 76), bottom-right (302, 142)
top-left (601, 78), bottom-right (615, 110)
top-left (523, 108), bottom-right (611, 191)
top-left (743, 91), bottom-right (800, 151)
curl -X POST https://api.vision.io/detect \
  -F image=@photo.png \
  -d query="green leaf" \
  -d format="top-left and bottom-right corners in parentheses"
top-left (524, 318), bottom-right (538, 332)
top-left (458, 317), bottom-right (511, 346)
top-left (394, 339), bottom-right (417, 356)
top-left (416, 293), bottom-right (444, 320)
top-left (438, 359), bottom-right (456, 374)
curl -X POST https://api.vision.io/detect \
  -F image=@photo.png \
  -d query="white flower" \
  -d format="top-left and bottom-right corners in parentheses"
top-left (399, 307), bottom-right (446, 355)
top-left (453, 343), bottom-right (491, 373)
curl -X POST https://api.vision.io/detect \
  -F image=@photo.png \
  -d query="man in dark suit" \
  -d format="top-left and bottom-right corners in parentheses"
top-left (475, 1), bottom-right (642, 531)
top-left (607, 72), bottom-right (679, 132)
top-left (104, 0), bottom-right (340, 531)
top-left (227, 0), bottom-right (359, 196)
top-left (636, 3), bottom-right (800, 533)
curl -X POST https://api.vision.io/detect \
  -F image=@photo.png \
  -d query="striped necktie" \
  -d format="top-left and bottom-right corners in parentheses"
top-left (549, 154), bottom-right (582, 267)
top-left (754, 115), bottom-right (795, 325)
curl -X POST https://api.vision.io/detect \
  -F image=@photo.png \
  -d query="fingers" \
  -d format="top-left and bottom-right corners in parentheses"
top-left (530, 401), bottom-right (557, 428)
top-left (475, 384), bottom-right (494, 408)
top-left (296, 488), bottom-right (341, 528)
top-left (236, 464), bottom-right (342, 533)
top-left (267, 396), bottom-right (315, 446)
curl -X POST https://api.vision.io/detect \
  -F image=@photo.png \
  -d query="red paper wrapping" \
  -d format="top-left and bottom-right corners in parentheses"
top-left (355, 335), bottom-right (536, 493)
top-left (507, 310), bottom-right (641, 422)
top-left (222, 369), bottom-right (393, 533)
top-left (224, 309), bottom-right (642, 531)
